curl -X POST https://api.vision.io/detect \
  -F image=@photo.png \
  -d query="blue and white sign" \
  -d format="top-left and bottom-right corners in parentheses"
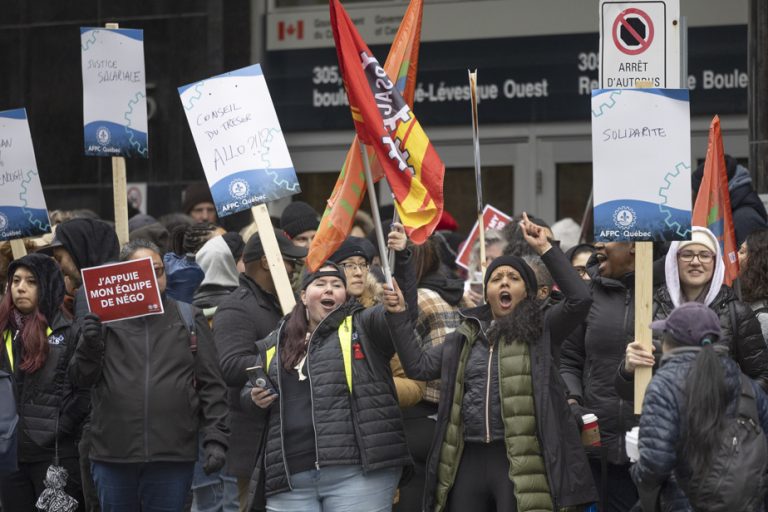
top-left (81, 27), bottom-right (148, 158)
top-left (591, 88), bottom-right (691, 242)
top-left (178, 64), bottom-right (300, 218)
top-left (0, 109), bottom-right (51, 241)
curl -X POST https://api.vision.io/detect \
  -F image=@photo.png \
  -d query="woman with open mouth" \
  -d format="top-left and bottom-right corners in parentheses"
top-left (244, 262), bottom-right (415, 512)
top-left (393, 213), bottom-right (598, 512)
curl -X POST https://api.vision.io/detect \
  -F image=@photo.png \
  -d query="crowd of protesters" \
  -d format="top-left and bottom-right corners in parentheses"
top-left (1, 172), bottom-right (768, 512)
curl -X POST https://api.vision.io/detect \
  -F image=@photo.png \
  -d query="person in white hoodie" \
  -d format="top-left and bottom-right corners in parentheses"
top-left (618, 226), bottom-right (768, 394)
top-left (194, 233), bottom-right (244, 321)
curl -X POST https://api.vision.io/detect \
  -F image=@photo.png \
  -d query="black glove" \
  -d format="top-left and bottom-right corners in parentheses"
top-left (202, 441), bottom-right (227, 475)
top-left (82, 313), bottom-right (103, 345)
top-left (569, 400), bottom-right (589, 429)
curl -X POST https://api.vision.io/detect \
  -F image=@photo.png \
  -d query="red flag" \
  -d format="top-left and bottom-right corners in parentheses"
top-left (307, 0), bottom-right (424, 271)
top-left (329, 0), bottom-right (444, 244)
top-left (692, 115), bottom-right (739, 285)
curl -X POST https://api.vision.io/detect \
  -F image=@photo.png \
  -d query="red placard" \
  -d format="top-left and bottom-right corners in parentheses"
top-left (455, 205), bottom-right (513, 271)
top-left (80, 257), bottom-right (164, 323)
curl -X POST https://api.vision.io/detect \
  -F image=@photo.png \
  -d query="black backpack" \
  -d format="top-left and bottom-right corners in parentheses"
top-left (0, 369), bottom-right (18, 473)
top-left (678, 374), bottom-right (768, 512)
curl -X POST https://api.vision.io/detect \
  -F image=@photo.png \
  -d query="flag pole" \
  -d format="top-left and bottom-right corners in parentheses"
top-left (359, 142), bottom-right (394, 288)
top-left (387, 209), bottom-right (400, 275)
top-left (469, 70), bottom-right (486, 283)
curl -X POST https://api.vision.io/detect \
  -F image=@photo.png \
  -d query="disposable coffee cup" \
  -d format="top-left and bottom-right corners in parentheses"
top-left (625, 426), bottom-right (639, 462)
top-left (581, 413), bottom-right (601, 447)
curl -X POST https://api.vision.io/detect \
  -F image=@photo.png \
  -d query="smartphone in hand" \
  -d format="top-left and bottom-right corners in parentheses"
top-left (246, 366), bottom-right (278, 396)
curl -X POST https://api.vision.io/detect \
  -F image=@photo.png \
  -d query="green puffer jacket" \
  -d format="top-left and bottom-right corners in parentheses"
top-left (394, 246), bottom-right (599, 511)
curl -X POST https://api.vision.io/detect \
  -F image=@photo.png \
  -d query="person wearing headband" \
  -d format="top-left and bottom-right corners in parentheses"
top-left (244, 262), bottom-right (414, 511)
top-left (392, 213), bottom-right (597, 512)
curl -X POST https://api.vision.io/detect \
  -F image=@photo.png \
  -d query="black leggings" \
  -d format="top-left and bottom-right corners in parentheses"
top-left (446, 441), bottom-right (517, 512)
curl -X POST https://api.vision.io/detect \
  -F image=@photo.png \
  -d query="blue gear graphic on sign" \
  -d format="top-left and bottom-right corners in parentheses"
top-left (259, 128), bottom-right (299, 192)
top-left (658, 162), bottom-right (691, 238)
top-left (124, 92), bottom-right (148, 157)
top-left (81, 30), bottom-right (99, 52)
top-left (19, 169), bottom-right (50, 232)
top-left (182, 83), bottom-right (206, 111)
top-left (591, 90), bottom-right (623, 118)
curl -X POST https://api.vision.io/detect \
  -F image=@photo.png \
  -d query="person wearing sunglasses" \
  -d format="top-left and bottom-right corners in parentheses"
top-left (618, 226), bottom-right (768, 400)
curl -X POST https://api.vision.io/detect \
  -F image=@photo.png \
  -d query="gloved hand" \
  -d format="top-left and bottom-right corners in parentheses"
top-left (82, 313), bottom-right (103, 346)
top-left (202, 441), bottom-right (227, 475)
top-left (569, 400), bottom-right (589, 429)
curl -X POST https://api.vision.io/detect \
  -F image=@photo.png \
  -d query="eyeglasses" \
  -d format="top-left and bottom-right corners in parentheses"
top-left (339, 262), bottom-right (369, 273)
top-left (677, 250), bottom-right (715, 264)
top-left (153, 266), bottom-right (165, 278)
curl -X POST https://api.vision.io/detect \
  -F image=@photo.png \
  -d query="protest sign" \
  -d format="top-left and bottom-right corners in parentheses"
top-left (178, 64), bottom-right (300, 218)
top-left (455, 204), bottom-right (512, 271)
top-left (0, 108), bottom-right (51, 242)
top-left (81, 27), bottom-right (148, 158)
top-left (81, 257), bottom-right (163, 323)
top-left (591, 88), bottom-right (691, 242)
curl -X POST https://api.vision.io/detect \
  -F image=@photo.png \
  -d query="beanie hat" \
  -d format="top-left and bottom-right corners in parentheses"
top-left (329, 237), bottom-right (371, 264)
top-left (677, 229), bottom-right (718, 255)
top-left (222, 232), bottom-right (245, 262)
top-left (182, 183), bottom-right (214, 215)
top-left (280, 201), bottom-right (319, 239)
top-left (301, 262), bottom-right (347, 290)
top-left (436, 211), bottom-right (458, 232)
top-left (483, 255), bottom-right (538, 299)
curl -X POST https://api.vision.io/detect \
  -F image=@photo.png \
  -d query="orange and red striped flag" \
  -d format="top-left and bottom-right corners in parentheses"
top-left (307, 0), bottom-right (427, 271)
top-left (692, 115), bottom-right (739, 285)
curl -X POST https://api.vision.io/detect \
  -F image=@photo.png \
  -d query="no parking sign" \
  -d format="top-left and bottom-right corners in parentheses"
top-left (599, 1), bottom-right (680, 89)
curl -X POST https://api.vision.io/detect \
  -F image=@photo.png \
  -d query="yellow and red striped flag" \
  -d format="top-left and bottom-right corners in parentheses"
top-left (307, 0), bottom-right (441, 271)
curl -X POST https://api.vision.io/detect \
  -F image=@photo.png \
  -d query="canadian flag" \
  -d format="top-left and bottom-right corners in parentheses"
top-left (278, 20), bottom-right (304, 40)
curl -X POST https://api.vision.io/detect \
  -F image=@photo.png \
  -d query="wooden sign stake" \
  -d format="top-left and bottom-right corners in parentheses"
top-left (105, 22), bottom-right (129, 247)
top-left (9, 239), bottom-right (27, 260)
top-left (633, 242), bottom-right (654, 413)
top-left (251, 204), bottom-right (295, 315)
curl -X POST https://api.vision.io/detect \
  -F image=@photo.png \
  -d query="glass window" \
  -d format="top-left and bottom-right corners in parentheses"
top-left (556, 163), bottom-right (592, 223)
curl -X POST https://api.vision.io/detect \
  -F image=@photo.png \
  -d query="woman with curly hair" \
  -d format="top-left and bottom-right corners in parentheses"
top-left (738, 228), bottom-right (768, 341)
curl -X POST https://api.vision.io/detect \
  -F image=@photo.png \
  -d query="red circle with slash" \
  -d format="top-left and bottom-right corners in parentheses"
top-left (612, 8), bottom-right (654, 55)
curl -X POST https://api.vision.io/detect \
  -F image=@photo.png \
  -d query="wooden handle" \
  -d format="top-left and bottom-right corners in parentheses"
top-left (634, 241), bottom-right (654, 414)
top-left (251, 204), bottom-right (296, 315)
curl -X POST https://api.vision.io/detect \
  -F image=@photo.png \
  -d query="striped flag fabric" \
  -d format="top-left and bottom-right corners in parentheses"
top-left (307, 0), bottom-right (426, 271)
top-left (692, 115), bottom-right (739, 285)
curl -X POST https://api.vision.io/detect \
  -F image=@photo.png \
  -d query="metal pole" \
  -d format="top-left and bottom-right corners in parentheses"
top-left (359, 142), bottom-right (394, 288)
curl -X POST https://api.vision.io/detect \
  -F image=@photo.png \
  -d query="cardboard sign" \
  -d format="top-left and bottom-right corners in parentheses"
top-left (81, 27), bottom-right (148, 158)
top-left (599, 0), bottom-right (681, 89)
top-left (455, 205), bottom-right (512, 271)
top-left (0, 108), bottom-right (51, 241)
top-left (178, 64), bottom-right (300, 218)
top-left (81, 257), bottom-right (163, 322)
top-left (591, 88), bottom-right (691, 242)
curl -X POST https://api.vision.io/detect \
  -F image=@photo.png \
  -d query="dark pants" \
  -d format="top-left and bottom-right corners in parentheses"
top-left (394, 402), bottom-right (437, 512)
top-left (79, 427), bottom-right (100, 512)
top-left (91, 460), bottom-right (195, 512)
top-left (589, 458), bottom-right (638, 512)
top-left (446, 441), bottom-right (517, 512)
top-left (0, 457), bottom-right (84, 512)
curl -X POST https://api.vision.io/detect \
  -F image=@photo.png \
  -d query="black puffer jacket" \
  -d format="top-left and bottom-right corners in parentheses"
top-left (244, 302), bottom-right (412, 500)
top-left (631, 348), bottom-right (768, 512)
top-left (653, 285), bottom-right (768, 391)
top-left (560, 259), bottom-right (638, 465)
top-left (213, 274), bottom-right (281, 478)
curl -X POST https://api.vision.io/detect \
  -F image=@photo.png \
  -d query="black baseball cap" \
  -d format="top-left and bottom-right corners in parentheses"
top-left (243, 229), bottom-right (308, 264)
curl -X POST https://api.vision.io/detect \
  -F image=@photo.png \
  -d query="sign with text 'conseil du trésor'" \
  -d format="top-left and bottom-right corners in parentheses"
top-left (178, 64), bottom-right (300, 218)
top-left (591, 88), bottom-right (691, 242)
top-left (81, 27), bottom-right (148, 158)
top-left (0, 108), bottom-right (51, 241)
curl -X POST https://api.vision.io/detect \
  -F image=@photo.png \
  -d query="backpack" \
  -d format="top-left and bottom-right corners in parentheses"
top-left (0, 369), bottom-right (18, 473)
top-left (678, 374), bottom-right (768, 512)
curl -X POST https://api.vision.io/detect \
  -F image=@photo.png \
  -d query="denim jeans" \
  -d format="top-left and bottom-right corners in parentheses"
top-left (266, 465), bottom-right (401, 512)
top-left (192, 475), bottom-right (240, 512)
top-left (91, 460), bottom-right (194, 512)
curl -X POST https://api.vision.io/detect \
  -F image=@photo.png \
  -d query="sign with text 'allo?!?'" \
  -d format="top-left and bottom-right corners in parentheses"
top-left (81, 257), bottom-right (163, 323)
top-left (455, 205), bottom-right (512, 271)
top-left (81, 27), bottom-right (148, 158)
top-left (591, 88), bottom-right (691, 242)
top-left (178, 64), bottom-right (300, 218)
top-left (0, 108), bottom-right (51, 241)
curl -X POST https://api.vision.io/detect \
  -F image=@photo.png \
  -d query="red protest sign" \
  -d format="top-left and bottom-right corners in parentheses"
top-left (81, 257), bottom-right (164, 322)
top-left (455, 205), bottom-right (513, 271)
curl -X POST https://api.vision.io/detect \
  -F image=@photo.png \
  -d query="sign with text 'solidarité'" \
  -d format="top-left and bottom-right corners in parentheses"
top-left (81, 257), bottom-right (163, 323)
top-left (178, 64), bottom-right (300, 218)
top-left (81, 27), bottom-right (148, 158)
top-left (0, 108), bottom-right (51, 241)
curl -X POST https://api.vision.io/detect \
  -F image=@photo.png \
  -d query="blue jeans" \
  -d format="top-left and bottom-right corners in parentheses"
top-left (192, 474), bottom-right (240, 512)
top-left (91, 460), bottom-right (194, 512)
top-left (266, 465), bottom-right (402, 512)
